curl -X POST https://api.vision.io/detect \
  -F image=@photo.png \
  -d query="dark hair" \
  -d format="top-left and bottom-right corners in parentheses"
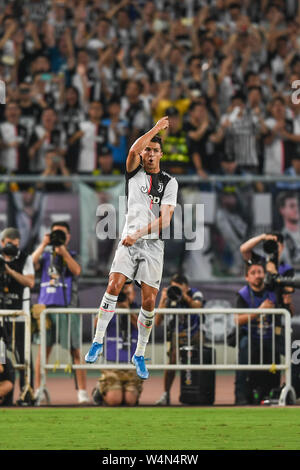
top-left (51, 221), bottom-right (70, 233)
top-left (150, 135), bottom-right (162, 150)
top-left (244, 71), bottom-right (258, 83)
top-left (247, 86), bottom-right (262, 94)
top-left (231, 91), bottom-right (246, 103)
top-left (171, 273), bottom-right (189, 285)
top-left (276, 191), bottom-right (298, 209)
top-left (188, 101), bottom-right (206, 112)
top-left (245, 260), bottom-right (265, 275)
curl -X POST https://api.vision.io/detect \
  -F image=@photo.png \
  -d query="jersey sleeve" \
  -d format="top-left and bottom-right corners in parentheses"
top-left (23, 255), bottom-right (35, 276)
top-left (161, 177), bottom-right (178, 207)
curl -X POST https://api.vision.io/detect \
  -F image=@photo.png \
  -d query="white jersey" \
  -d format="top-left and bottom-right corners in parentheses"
top-left (121, 164), bottom-right (178, 240)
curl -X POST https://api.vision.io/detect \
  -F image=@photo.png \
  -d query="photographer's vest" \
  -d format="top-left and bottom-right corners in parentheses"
top-left (1, 251), bottom-right (27, 309)
top-left (38, 250), bottom-right (78, 307)
top-left (238, 286), bottom-right (277, 340)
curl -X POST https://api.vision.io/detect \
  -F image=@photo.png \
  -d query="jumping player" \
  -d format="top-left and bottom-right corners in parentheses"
top-left (85, 116), bottom-right (178, 380)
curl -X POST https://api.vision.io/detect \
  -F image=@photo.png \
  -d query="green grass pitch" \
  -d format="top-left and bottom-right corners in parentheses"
top-left (1, 407), bottom-right (300, 450)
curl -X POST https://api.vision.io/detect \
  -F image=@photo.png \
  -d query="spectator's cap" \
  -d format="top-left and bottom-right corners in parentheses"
top-left (99, 146), bottom-right (112, 156)
top-left (1, 227), bottom-right (20, 241)
top-left (165, 106), bottom-right (180, 117)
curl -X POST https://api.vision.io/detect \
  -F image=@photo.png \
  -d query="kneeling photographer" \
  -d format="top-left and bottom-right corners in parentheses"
top-left (0, 228), bottom-right (35, 398)
top-left (155, 273), bottom-right (204, 406)
top-left (32, 222), bottom-right (90, 405)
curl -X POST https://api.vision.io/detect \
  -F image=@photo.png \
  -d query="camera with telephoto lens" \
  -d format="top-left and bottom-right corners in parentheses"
top-left (166, 285), bottom-right (183, 305)
top-left (263, 233), bottom-right (300, 297)
top-left (262, 238), bottom-right (279, 266)
top-left (0, 243), bottom-right (19, 273)
top-left (49, 229), bottom-right (66, 247)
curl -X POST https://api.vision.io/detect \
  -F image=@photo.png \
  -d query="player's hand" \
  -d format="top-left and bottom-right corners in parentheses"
top-left (122, 235), bottom-right (138, 247)
top-left (155, 116), bottom-right (169, 132)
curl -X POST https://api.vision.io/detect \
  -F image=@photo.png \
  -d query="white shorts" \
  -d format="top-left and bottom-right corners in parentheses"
top-left (109, 238), bottom-right (165, 290)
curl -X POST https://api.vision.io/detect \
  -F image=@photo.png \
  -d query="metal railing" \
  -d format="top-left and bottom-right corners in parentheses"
top-left (38, 307), bottom-right (296, 406)
top-left (1, 174), bottom-right (300, 184)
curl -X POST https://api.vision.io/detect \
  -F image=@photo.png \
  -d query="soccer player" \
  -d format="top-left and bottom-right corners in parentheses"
top-left (85, 116), bottom-right (178, 380)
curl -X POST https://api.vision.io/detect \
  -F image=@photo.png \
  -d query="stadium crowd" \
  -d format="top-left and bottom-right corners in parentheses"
top-left (0, 0), bottom-right (299, 184)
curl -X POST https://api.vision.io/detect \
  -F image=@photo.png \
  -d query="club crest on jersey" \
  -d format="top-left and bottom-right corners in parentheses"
top-left (157, 182), bottom-right (163, 193)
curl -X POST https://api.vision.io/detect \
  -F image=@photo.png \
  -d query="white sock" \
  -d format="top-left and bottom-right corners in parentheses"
top-left (93, 292), bottom-right (118, 343)
top-left (135, 308), bottom-right (155, 357)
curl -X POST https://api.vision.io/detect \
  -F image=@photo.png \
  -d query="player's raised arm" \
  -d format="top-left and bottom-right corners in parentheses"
top-left (126, 116), bottom-right (169, 173)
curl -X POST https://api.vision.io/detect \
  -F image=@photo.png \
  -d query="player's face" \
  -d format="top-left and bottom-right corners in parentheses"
top-left (246, 265), bottom-right (265, 290)
top-left (141, 142), bottom-right (162, 172)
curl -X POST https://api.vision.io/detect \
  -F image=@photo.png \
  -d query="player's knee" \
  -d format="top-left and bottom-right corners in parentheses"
top-left (107, 279), bottom-right (123, 296)
top-left (142, 295), bottom-right (156, 312)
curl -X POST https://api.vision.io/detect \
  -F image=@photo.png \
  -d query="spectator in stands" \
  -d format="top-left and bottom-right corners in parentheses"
top-left (263, 96), bottom-right (298, 175)
top-left (161, 106), bottom-right (190, 175)
top-left (101, 98), bottom-right (129, 172)
top-left (36, 150), bottom-right (71, 192)
top-left (58, 86), bottom-right (85, 172)
top-left (276, 153), bottom-right (300, 191)
top-left (18, 81), bottom-right (42, 141)
top-left (120, 79), bottom-right (151, 148)
top-left (93, 145), bottom-right (121, 193)
top-left (28, 107), bottom-right (66, 173)
top-left (32, 221), bottom-right (89, 405)
top-left (92, 283), bottom-right (143, 407)
top-left (184, 100), bottom-right (217, 178)
top-left (210, 92), bottom-right (264, 174)
top-left (155, 273), bottom-right (203, 406)
top-left (0, 101), bottom-right (29, 174)
top-left (69, 101), bottom-right (110, 174)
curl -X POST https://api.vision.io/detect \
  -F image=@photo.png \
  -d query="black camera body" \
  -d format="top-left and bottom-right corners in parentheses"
top-left (0, 243), bottom-right (20, 274)
top-left (263, 239), bottom-right (279, 266)
top-left (49, 229), bottom-right (66, 247)
top-left (262, 236), bottom-right (300, 301)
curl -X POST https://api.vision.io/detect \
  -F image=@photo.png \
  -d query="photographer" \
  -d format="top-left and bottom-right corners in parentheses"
top-left (155, 273), bottom-right (204, 406)
top-left (240, 232), bottom-right (295, 314)
top-left (92, 283), bottom-right (143, 407)
top-left (0, 227), bottom-right (35, 396)
top-left (32, 221), bottom-right (89, 405)
top-left (235, 260), bottom-right (287, 405)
